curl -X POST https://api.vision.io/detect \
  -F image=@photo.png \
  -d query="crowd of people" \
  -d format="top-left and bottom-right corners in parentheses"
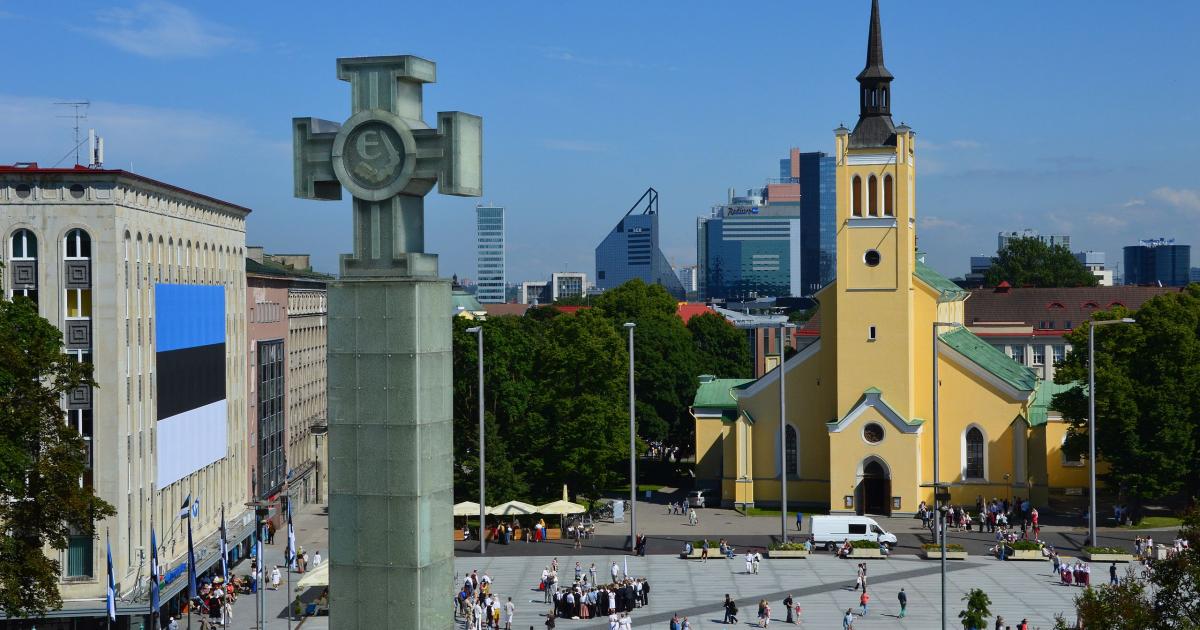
top-left (540, 558), bottom-right (648, 623)
top-left (918, 496), bottom-right (1041, 538)
top-left (455, 569), bottom-right (515, 630)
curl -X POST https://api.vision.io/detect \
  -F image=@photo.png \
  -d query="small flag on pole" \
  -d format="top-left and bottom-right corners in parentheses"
top-left (623, 555), bottom-right (629, 579)
top-left (178, 493), bottom-right (192, 519)
top-left (219, 506), bottom-right (229, 582)
top-left (106, 532), bottom-right (117, 622)
top-left (285, 500), bottom-right (297, 570)
top-left (149, 525), bottom-right (160, 618)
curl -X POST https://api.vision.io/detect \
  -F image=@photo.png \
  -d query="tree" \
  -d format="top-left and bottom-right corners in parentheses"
top-left (985, 236), bottom-right (1098, 288)
top-left (958, 588), bottom-right (992, 630)
top-left (0, 296), bottom-right (115, 617)
top-left (687, 312), bottom-right (750, 379)
top-left (1053, 287), bottom-right (1200, 519)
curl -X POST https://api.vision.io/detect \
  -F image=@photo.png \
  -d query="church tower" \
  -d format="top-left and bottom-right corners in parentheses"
top-left (833, 0), bottom-right (919, 419)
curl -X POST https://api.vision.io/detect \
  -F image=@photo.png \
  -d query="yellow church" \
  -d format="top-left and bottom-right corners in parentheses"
top-left (692, 0), bottom-right (1088, 516)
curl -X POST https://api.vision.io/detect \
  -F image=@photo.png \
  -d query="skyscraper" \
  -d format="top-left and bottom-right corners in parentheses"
top-left (1124, 238), bottom-right (1191, 286)
top-left (790, 150), bottom-right (837, 295)
top-left (475, 204), bottom-right (505, 303)
top-left (595, 188), bottom-right (686, 298)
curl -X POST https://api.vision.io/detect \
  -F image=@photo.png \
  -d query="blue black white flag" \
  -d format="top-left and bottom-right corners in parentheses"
top-left (106, 532), bottom-right (116, 622)
top-left (149, 525), bottom-right (160, 617)
top-left (179, 493), bottom-right (192, 519)
top-left (285, 500), bottom-right (297, 570)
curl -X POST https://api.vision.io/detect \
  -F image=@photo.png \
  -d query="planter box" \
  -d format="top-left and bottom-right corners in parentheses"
top-left (1085, 552), bottom-right (1136, 563)
top-left (922, 549), bottom-right (968, 560)
top-left (680, 550), bottom-right (728, 560)
top-left (767, 550), bottom-right (810, 559)
top-left (1004, 549), bottom-right (1044, 561)
top-left (849, 548), bottom-right (884, 559)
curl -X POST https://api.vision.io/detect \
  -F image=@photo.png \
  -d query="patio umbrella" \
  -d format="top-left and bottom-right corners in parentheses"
top-left (536, 500), bottom-right (586, 515)
top-left (490, 500), bottom-right (538, 516)
top-left (295, 562), bottom-right (329, 590)
top-left (453, 501), bottom-right (483, 517)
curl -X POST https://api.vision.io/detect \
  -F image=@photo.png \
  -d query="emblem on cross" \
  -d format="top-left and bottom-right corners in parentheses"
top-left (292, 55), bottom-right (482, 277)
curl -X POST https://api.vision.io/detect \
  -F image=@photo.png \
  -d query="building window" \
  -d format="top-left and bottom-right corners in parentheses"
top-left (883, 174), bottom-right (894, 216)
top-left (1009, 345), bottom-right (1025, 365)
top-left (852, 176), bottom-right (863, 217)
top-left (864, 250), bottom-right (881, 267)
top-left (1032, 347), bottom-right (1045, 365)
top-left (64, 229), bottom-right (91, 259)
top-left (8, 229), bottom-right (39, 304)
top-left (1052, 345), bottom-right (1065, 365)
top-left (785, 425), bottom-right (798, 476)
top-left (868, 175), bottom-right (879, 216)
top-left (863, 423), bottom-right (884, 444)
top-left (867, 325), bottom-right (877, 341)
top-left (1062, 435), bottom-right (1084, 466)
top-left (965, 427), bottom-right (985, 480)
top-left (66, 534), bottom-right (93, 577)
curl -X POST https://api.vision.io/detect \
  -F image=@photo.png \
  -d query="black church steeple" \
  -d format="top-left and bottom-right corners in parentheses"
top-left (849, 0), bottom-right (897, 148)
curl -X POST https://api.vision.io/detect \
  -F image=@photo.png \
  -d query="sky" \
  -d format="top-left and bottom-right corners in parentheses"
top-left (3, 1), bottom-right (1199, 283)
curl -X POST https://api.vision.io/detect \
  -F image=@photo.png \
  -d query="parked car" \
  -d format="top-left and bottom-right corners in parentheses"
top-left (810, 515), bottom-right (897, 550)
top-left (687, 490), bottom-right (706, 508)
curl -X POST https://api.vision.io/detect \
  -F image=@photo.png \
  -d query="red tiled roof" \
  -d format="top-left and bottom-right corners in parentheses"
top-left (0, 163), bottom-right (252, 214)
top-left (482, 303), bottom-right (530, 317)
top-left (676, 302), bottom-right (716, 323)
top-left (965, 286), bottom-right (1180, 330)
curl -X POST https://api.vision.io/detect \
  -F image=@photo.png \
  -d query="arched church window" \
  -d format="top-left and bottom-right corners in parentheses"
top-left (965, 427), bottom-right (985, 479)
top-left (785, 425), bottom-right (798, 476)
top-left (852, 176), bottom-right (863, 217)
top-left (868, 175), bottom-right (879, 216)
top-left (883, 174), bottom-right (894, 216)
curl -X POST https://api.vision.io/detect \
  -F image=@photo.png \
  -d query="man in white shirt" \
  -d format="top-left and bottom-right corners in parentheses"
top-left (608, 612), bottom-right (620, 630)
top-left (745, 551), bottom-right (754, 574)
top-left (313, 550), bottom-right (322, 566)
top-left (610, 561), bottom-right (619, 583)
top-left (619, 612), bottom-right (633, 629)
top-left (504, 597), bottom-right (515, 630)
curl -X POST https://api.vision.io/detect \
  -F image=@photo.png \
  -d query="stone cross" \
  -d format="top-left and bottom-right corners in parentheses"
top-left (293, 55), bottom-right (482, 277)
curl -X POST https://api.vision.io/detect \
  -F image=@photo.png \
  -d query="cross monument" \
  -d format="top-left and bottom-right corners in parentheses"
top-left (292, 55), bottom-right (481, 629)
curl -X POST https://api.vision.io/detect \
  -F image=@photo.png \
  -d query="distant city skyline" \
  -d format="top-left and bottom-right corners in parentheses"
top-left (2, 2), bottom-right (1199, 284)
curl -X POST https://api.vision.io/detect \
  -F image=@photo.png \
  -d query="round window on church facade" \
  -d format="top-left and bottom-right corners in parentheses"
top-left (864, 249), bottom-right (881, 267)
top-left (863, 423), bottom-right (884, 444)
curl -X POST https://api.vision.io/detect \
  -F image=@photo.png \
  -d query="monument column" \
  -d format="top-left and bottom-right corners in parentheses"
top-left (293, 55), bottom-right (482, 629)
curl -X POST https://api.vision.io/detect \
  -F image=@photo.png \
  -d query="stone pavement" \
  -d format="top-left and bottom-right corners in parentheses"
top-left (454, 552), bottom-right (1129, 630)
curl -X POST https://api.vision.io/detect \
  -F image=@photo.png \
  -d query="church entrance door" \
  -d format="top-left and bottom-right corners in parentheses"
top-left (859, 459), bottom-right (891, 516)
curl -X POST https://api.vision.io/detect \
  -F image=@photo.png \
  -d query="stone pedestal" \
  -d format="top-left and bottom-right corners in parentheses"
top-left (327, 276), bottom-right (453, 629)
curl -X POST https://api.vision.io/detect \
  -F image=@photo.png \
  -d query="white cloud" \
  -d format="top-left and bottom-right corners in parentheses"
top-left (86, 1), bottom-right (247, 59)
top-left (1122, 198), bottom-right (1146, 208)
top-left (1152, 187), bottom-right (1200, 213)
top-left (541, 139), bottom-right (609, 153)
top-left (919, 215), bottom-right (966, 231)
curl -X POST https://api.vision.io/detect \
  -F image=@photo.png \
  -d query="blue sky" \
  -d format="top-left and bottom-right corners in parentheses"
top-left (3, 1), bottom-right (1199, 283)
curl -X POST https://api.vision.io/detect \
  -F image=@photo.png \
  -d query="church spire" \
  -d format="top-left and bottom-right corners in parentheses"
top-left (849, 0), bottom-right (897, 148)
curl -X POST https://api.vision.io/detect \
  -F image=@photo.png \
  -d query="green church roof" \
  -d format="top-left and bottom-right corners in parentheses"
top-left (939, 327), bottom-right (1038, 393)
top-left (914, 256), bottom-right (968, 302)
top-left (692, 378), bottom-right (755, 409)
top-left (1027, 380), bottom-right (1079, 427)
top-left (451, 289), bottom-right (484, 313)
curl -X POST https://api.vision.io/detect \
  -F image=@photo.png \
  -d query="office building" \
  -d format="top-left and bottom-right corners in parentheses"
top-left (595, 187), bottom-right (686, 299)
top-left (998, 228), bottom-right (1070, 252)
top-left (1, 163), bottom-right (253, 624)
top-left (474, 204), bottom-right (505, 303)
top-left (520, 280), bottom-right (549, 305)
top-left (696, 187), bottom-right (801, 301)
top-left (1124, 238), bottom-right (1191, 286)
top-left (1192, 267), bottom-right (1200, 283)
top-left (675, 265), bottom-right (698, 293)
top-left (519, 271), bottom-right (589, 304)
top-left (784, 149), bottom-right (838, 296)
top-left (1073, 250), bottom-right (1113, 286)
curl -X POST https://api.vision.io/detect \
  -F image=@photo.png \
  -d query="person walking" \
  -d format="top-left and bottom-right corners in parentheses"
top-left (610, 561), bottom-right (620, 584)
top-left (842, 608), bottom-right (855, 629)
top-left (270, 566), bottom-right (281, 590)
top-left (897, 588), bottom-right (907, 618)
top-left (858, 591), bottom-right (869, 616)
top-left (701, 539), bottom-right (710, 562)
top-left (1110, 562), bottom-right (1119, 585)
top-left (745, 551), bottom-right (754, 574)
top-left (688, 508), bottom-right (698, 527)
top-left (723, 595), bottom-right (738, 624)
top-left (589, 562), bottom-right (597, 586)
top-left (796, 511), bottom-right (804, 532)
top-left (783, 595), bottom-right (794, 624)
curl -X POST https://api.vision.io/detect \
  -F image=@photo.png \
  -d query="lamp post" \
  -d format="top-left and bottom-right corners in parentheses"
top-left (1087, 317), bottom-right (1135, 546)
top-left (779, 322), bottom-right (795, 544)
top-left (466, 326), bottom-right (486, 554)
top-left (624, 322), bottom-right (637, 552)
top-left (932, 320), bottom-right (960, 630)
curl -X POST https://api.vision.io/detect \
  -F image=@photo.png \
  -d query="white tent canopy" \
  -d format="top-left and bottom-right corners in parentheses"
top-left (295, 562), bottom-right (329, 590)
top-left (453, 501), bottom-right (483, 517)
top-left (536, 500), bottom-right (586, 515)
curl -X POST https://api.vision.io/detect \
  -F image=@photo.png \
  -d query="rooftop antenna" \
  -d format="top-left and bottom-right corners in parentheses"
top-left (53, 100), bottom-right (90, 166)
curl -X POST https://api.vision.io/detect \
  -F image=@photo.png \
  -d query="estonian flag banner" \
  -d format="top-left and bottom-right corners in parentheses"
top-left (149, 526), bottom-right (160, 618)
top-left (186, 508), bottom-right (198, 601)
top-left (106, 534), bottom-right (116, 622)
top-left (286, 501), bottom-right (297, 570)
top-left (219, 506), bottom-right (229, 581)
top-left (179, 493), bottom-right (192, 519)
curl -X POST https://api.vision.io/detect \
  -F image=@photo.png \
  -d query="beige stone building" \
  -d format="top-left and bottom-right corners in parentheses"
top-left (1, 163), bottom-right (253, 623)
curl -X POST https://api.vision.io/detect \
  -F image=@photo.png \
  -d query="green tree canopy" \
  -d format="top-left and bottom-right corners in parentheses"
top-left (985, 236), bottom-right (1098, 288)
top-left (1052, 286), bottom-right (1200, 518)
top-left (0, 296), bottom-right (115, 617)
top-left (688, 312), bottom-right (751, 379)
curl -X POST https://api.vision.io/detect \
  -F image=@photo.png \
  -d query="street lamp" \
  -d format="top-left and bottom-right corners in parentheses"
top-left (1087, 317), bottom-right (1135, 546)
top-left (932, 320), bottom-right (960, 630)
top-left (624, 322), bottom-right (637, 552)
top-left (779, 322), bottom-right (796, 544)
top-left (466, 325), bottom-right (486, 555)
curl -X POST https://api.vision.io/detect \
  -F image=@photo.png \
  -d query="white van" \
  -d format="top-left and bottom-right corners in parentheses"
top-left (810, 515), bottom-right (898, 550)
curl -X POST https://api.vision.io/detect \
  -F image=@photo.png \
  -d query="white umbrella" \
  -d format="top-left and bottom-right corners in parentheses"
top-left (294, 562), bottom-right (329, 590)
top-left (453, 501), bottom-right (483, 517)
top-left (490, 500), bottom-right (538, 516)
top-left (536, 500), bottom-right (586, 515)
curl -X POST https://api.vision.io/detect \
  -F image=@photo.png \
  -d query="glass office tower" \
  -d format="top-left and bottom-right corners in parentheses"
top-left (595, 188), bottom-right (686, 299)
top-left (475, 204), bottom-right (506, 303)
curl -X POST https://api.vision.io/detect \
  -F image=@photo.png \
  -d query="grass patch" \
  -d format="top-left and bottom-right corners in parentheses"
top-left (1120, 516), bottom-right (1183, 530)
top-left (923, 543), bottom-right (966, 552)
top-left (850, 540), bottom-right (880, 549)
top-left (1007, 540), bottom-right (1043, 551)
top-left (769, 542), bottom-right (810, 551)
top-left (1084, 546), bottom-right (1128, 555)
top-left (610, 484), bottom-right (666, 494)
